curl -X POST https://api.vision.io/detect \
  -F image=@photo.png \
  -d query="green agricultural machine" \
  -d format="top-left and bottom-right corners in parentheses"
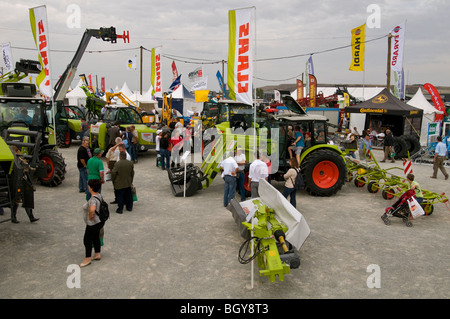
top-left (346, 150), bottom-right (449, 215)
top-left (168, 96), bottom-right (347, 197)
top-left (0, 83), bottom-right (66, 187)
top-left (89, 105), bottom-right (158, 152)
top-left (54, 104), bottom-right (86, 148)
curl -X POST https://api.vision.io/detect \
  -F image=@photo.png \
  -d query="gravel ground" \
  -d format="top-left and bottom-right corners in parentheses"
top-left (0, 143), bottom-right (449, 300)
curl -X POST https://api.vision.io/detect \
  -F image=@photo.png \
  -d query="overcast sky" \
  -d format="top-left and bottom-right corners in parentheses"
top-left (1, 0), bottom-right (449, 95)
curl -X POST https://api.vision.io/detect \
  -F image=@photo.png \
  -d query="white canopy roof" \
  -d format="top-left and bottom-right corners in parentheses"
top-left (118, 82), bottom-right (133, 98)
top-left (140, 85), bottom-right (155, 102)
top-left (171, 84), bottom-right (194, 99)
top-left (407, 88), bottom-right (443, 115)
top-left (66, 79), bottom-right (86, 98)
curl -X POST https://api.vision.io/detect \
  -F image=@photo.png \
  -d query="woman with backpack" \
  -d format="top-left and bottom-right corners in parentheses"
top-left (80, 179), bottom-right (105, 267)
top-left (282, 157), bottom-right (300, 208)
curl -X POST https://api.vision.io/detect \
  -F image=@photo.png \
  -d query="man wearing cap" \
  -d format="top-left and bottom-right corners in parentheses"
top-left (86, 148), bottom-right (105, 200)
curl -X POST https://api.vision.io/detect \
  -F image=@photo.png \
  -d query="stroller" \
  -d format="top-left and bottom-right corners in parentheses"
top-left (382, 189), bottom-right (418, 227)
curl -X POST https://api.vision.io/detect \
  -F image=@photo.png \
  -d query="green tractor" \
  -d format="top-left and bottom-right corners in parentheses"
top-left (0, 83), bottom-right (66, 187)
top-left (54, 103), bottom-right (86, 148)
top-left (89, 105), bottom-right (157, 152)
top-left (168, 96), bottom-right (347, 197)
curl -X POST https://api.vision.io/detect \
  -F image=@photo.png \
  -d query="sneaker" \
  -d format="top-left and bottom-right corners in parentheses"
top-left (446, 175), bottom-right (449, 180)
top-left (430, 176), bottom-right (437, 179)
top-left (380, 160), bottom-right (386, 163)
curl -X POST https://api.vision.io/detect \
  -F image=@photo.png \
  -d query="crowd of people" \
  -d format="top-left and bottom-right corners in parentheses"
top-left (77, 132), bottom-right (136, 267)
top-left (72, 117), bottom-right (447, 267)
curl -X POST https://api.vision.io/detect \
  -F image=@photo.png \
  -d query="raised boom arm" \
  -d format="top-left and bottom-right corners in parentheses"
top-left (53, 27), bottom-right (129, 102)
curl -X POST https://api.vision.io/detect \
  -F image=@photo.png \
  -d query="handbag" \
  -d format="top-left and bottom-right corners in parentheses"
top-left (408, 197), bottom-right (425, 219)
top-left (131, 185), bottom-right (137, 202)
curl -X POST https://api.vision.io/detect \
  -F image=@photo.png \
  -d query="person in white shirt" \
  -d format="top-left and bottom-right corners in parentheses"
top-left (234, 147), bottom-right (247, 201)
top-left (248, 151), bottom-right (269, 198)
top-left (431, 136), bottom-right (449, 180)
top-left (220, 155), bottom-right (239, 207)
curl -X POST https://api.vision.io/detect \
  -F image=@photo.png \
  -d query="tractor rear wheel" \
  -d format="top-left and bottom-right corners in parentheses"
top-left (56, 126), bottom-right (71, 148)
top-left (39, 149), bottom-right (66, 187)
top-left (301, 149), bottom-right (346, 196)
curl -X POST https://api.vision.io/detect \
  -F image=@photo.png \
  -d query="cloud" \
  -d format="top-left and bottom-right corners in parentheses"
top-left (1, 0), bottom-right (449, 95)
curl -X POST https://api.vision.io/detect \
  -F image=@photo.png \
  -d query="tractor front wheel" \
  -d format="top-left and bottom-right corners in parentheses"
top-left (39, 149), bottom-right (67, 187)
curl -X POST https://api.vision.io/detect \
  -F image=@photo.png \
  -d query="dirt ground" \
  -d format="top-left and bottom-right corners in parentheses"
top-left (0, 143), bottom-right (449, 300)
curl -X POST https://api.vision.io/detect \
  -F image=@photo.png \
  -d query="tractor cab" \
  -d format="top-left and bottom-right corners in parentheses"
top-left (0, 83), bottom-right (50, 145)
top-left (0, 83), bottom-right (66, 187)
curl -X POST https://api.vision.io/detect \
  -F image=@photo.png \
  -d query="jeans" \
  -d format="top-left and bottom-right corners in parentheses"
top-left (223, 175), bottom-right (237, 207)
top-left (130, 143), bottom-right (138, 162)
top-left (237, 172), bottom-right (246, 201)
top-left (78, 167), bottom-right (88, 192)
top-left (160, 148), bottom-right (171, 170)
top-left (282, 187), bottom-right (297, 208)
top-left (250, 181), bottom-right (259, 198)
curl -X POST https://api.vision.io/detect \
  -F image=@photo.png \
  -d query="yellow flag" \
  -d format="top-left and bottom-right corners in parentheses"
top-left (195, 90), bottom-right (209, 102)
top-left (349, 24), bottom-right (365, 71)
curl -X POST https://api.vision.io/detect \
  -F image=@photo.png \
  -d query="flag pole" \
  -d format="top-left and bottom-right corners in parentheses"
top-left (251, 5), bottom-right (256, 290)
top-left (387, 33), bottom-right (392, 90)
top-left (140, 46), bottom-right (143, 95)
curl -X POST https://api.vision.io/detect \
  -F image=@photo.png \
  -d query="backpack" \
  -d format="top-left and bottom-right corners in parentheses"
top-left (291, 168), bottom-right (305, 190)
top-left (94, 194), bottom-right (109, 222)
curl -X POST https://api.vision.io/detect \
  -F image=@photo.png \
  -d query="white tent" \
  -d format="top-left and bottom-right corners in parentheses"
top-left (118, 82), bottom-right (133, 98)
top-left (66, 79), bottom-right (87, 106)
top-left (407, 88), bottom-right (444, 146)
top-left (170, 84), bottom-right (203, 116)
top-left (140, 86), bottom-right (154, 102)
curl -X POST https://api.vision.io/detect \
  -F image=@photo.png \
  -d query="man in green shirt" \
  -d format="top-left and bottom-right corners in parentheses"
top-left (86, 148), bottom-right (105, 200)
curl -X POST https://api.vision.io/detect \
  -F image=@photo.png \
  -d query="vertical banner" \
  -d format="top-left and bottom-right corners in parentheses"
top-left (1, 42), bottom-right (14, 73)
top-left (424, 83), bottom-right (446, 121)
top-left (305, 55), bottom-right (314, 95)
top-left (344, 93), bottom-right (350, 107)
top-left (393, 68), bottom-right (405, 99)
top-left (274, 90), bottom-right (281, 103)
top-left (171, 61), bottom-right (179, 89)
top-left (88, 74), bottom-right (93, 92)
top-left (216, 70), bottom-right (224, 92)
top-left (29, 5), bottom-right (52, 98)
top-left (390, 22), bottom-right (406, 73)
top-left (227, 7), bottom-right (254, 105)
top-left (101, 77), bottom-right (105, 93)
top-left (308, 74), bottom-right (317, 107)
top-left (349, 24), bottom-right (365, 71)
top-left (151, 47), bottom-right (162, 98)
top-left (296, 79), bottom-right (303, 100)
